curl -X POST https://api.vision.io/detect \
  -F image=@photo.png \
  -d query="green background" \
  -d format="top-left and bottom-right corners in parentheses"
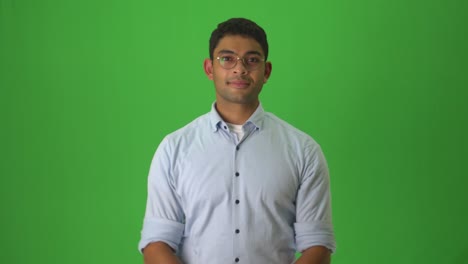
top-left (1, 0), bottom-right (467, 263)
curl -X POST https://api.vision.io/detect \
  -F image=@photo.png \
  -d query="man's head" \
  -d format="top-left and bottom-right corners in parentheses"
top-left (209, 18), bottom-right (269, 61)
top-left (204, 18), bottom-right (272, 108)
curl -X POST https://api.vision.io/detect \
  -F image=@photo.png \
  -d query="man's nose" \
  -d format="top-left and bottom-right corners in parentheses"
top-left (233, 58), bottom-right (248, 74)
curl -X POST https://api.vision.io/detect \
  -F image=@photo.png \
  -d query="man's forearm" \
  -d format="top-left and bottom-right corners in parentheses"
top-left (143, 242), bottom-right (183, 264)
top-left (294, 246), bottom-right (331, 264)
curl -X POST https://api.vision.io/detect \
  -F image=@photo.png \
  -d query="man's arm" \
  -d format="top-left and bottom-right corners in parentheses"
top-left (139, 137), bottom-right (185, 263)
top-left (143, 242), bottom-right (183, 264)
top-left (294, 142), bottom-right (335, 262)
top-left (294, 246), bottom-right (331, 264)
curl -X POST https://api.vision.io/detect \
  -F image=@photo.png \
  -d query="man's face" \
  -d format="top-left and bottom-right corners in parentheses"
top-left (204, 35), bottom-right (272, 106)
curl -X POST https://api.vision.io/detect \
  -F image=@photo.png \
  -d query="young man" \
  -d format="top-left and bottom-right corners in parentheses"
top-left (139, 18), bottom-right (336, 264)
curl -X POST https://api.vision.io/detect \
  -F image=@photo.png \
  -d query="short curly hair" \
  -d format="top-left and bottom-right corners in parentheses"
top-left (209, 18), bottom-right (269, 61)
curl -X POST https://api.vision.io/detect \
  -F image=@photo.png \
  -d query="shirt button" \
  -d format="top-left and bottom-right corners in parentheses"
top-left (236, 146), bottom-right (239, 151)
top-left (224, 126), bottom-right (227, 129)
top-left (235, 199), bottom-right (239, 204)
top-left (235, 229), bottom-right (240, 234)
top-left (235, 258), bottom-right (239, 262)
top-left (235, 172), bottom-right (239, 177)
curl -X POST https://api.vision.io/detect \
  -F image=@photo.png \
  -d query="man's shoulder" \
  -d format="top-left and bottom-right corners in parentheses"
top-left (164, 111), bottom-right (211, 141)
top-left (264, 112), bottom-right (317, 143)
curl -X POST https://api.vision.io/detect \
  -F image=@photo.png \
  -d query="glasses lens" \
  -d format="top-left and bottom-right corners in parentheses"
top-left (218, 55), bottom-right (236, 69)
top-left (244, 55), bottom-right (262, 70)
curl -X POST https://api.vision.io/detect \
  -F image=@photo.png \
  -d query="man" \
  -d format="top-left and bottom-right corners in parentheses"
top-left (139, 18), bottom-right (336, 264)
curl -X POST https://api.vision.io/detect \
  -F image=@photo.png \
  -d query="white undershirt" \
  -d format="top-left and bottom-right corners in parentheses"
top-left (226, 122), bottom-right (245, 141)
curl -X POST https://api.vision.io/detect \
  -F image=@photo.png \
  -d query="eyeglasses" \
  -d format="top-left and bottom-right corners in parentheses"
top-left (216, 54), bottom-right (265, 71)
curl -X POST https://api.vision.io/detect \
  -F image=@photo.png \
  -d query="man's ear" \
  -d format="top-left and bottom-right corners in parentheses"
top-left (263, 61), bottom-right (272, 83)
top-left (204, 59), bottom-right (214, 80)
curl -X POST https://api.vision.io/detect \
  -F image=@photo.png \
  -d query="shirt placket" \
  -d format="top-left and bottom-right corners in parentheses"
top-left (231, 124), bottom-right (258, 263)
top-left (220, 122), bottom-right (239, 263)
top-left (220, 122), bottom-right (242, 263)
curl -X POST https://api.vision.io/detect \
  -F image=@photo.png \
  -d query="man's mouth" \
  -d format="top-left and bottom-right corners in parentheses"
top-left (227, 79), bottom-right (250, 88)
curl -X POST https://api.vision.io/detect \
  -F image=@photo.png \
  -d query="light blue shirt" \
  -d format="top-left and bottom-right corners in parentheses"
top-left (139, 103), bottom-right (335, 264)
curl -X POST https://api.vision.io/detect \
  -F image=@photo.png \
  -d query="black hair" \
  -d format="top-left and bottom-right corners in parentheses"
top-left (209, 18), bottom-right (269, 60)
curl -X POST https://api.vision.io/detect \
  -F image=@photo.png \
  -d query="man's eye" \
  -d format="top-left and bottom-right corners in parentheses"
top-left (221, 56), bottom-right (235, 62)
top-left (246, 57), bottom-right (261, 63)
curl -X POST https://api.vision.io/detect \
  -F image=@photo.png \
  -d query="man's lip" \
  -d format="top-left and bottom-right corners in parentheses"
top-left (228, 80), bottom-right (250, 86)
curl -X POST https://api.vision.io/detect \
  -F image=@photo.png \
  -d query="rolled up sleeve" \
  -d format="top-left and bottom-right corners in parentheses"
top-left (294, 221), bottom-right (335, 252)
top-left (294, 142), bottom-right (336, 253)
top-left (138, 137), bottom-right (185, 253)
top-left (139, 217), bottom-right (185, 253)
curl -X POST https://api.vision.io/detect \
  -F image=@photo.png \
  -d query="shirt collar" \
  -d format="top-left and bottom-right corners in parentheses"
top-left (209, 102), bottom-right (265, 132)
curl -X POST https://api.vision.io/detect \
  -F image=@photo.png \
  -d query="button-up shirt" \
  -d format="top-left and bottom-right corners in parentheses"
top-left (139, 103), bottom-right (336, 264)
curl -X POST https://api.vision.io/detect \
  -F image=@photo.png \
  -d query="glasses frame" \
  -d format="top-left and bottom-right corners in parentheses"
top-left (215, 55), bottom-right (265, 71)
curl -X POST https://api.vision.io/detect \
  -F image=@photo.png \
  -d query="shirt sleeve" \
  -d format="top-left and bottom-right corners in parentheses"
top-left (138, 137), bottom-right (185, 253)
top-left (294, 142), bottom-right (336, 253)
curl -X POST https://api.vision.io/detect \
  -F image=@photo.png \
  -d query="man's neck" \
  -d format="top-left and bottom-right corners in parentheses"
top-left (215, 101), bottom-right (259, 125)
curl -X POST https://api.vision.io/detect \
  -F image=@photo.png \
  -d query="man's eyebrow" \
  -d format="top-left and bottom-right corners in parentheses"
top-left (244, 51), bottom-right (262, 56)
top-left (217, 50), bottom-right (263, 56)
top-left (217, 50), bottom-right (236, 55)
